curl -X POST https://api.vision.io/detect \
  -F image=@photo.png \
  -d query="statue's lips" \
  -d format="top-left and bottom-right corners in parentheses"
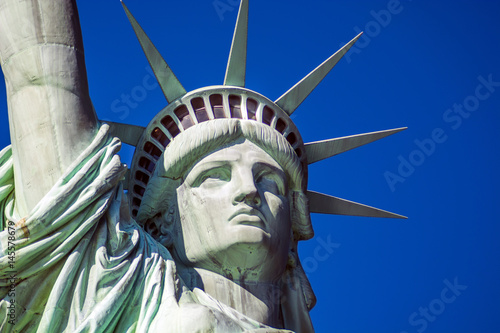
top-left (229, 209), bottom-right (266, 230)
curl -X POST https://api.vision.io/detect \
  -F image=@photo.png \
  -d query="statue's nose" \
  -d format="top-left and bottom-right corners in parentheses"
top-left (232, 170), bottom-right (262, 206)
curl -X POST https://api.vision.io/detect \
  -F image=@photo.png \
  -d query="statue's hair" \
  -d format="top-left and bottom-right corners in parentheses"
top-left (137, 119), bottom-right (313, 241)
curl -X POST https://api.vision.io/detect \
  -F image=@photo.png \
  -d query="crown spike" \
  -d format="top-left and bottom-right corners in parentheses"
top-left (307, 191), bottom-right (407, 219)
top-left (305, 127), bottom-right (407, 165)
top-left (275, 32), bottom-right (363, 115)
top-left (105, 121), bottom-right (145, 147)
top-left (224, 0), bottom-right (249, 87)
top-left (122, 1), bottom-right (186, 103)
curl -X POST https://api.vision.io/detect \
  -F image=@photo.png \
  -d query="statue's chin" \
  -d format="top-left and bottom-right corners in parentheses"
top-left (231, 224), bottom-right (272, 244)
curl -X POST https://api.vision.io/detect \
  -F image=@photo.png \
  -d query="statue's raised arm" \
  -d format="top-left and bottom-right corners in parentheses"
top-left (0, 0), bottom-right (98, 215)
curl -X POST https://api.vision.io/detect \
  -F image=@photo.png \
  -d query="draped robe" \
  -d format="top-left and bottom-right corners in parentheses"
top-left (0, 125), bottom-right (292, 333)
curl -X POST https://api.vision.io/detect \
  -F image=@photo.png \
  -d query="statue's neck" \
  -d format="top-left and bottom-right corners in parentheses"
top-left (179, 266), bottom-right (283, 328)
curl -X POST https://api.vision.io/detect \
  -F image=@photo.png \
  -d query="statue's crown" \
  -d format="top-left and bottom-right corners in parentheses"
top-left (127, 86), bottom-right (306, 218)
top-left (110, 1), bottom-right (406, 220)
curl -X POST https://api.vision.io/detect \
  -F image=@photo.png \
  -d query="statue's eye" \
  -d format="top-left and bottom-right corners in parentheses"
top-left (255, 169), bottom-right (286, 196)
top-left (194, 167), bottom-right (231, 187)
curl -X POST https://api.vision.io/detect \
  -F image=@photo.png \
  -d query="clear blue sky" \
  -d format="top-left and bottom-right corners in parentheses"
top-left (1, 1), bottom-right (499, 332)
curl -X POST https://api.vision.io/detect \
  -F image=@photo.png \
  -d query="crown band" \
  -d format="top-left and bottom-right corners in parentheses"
top-left (128, 86), bottom-right (306, 218)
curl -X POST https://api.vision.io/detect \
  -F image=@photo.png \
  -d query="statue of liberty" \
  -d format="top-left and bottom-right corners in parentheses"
top-left (0, 0), bottom-right (405, 331)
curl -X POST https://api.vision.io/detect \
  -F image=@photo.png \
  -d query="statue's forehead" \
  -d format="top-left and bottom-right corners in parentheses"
top-left (190, 140), bottom-right (283, 169)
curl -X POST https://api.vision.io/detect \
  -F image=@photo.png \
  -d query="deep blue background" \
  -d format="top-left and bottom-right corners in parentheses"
top-left (1, 1), bottom-right (499, 332)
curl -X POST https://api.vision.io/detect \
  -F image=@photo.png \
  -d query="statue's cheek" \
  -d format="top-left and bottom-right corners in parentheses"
top-left (263, 192), bottom-right (289, 219)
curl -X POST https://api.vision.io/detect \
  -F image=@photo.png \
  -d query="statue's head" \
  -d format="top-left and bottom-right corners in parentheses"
top-left (137, 118), bottom-right (313, 283)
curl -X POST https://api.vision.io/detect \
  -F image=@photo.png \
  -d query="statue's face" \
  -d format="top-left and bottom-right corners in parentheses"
top-left (173, 139), bottom-right (291, 282)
